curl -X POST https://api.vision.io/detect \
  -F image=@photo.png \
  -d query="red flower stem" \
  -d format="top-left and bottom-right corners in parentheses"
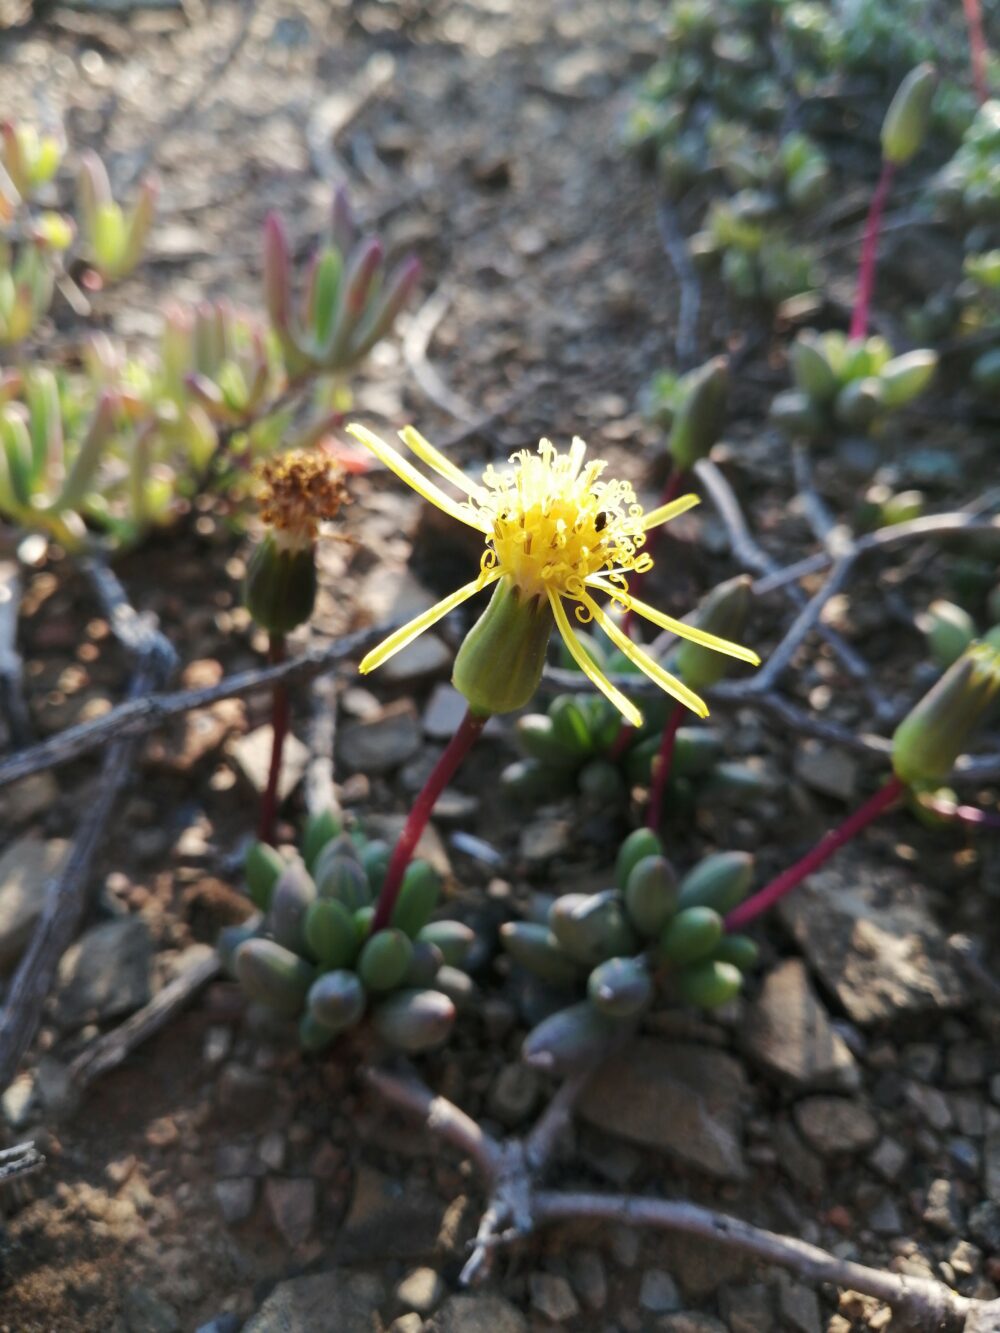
top-left (725, 775), bottom-right (905, 931)
top-left (849, 160), bottom-right (896, 343)
top-left (918, 793), bottom-right (1000, 829)
top-left (372, 708), bottom-right (487, 932)
top-left (257, 634), bottom-right (289, 845)
top-left (620, 465), bottom-right (685, 642)
top-left (963, 0), bottom-right (990, 105)
top-left (645, 701), bottom-right (685, 831)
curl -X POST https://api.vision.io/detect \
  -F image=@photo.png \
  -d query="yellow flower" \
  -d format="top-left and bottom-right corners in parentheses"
top-left (347, 424), bottom-right (759, 725)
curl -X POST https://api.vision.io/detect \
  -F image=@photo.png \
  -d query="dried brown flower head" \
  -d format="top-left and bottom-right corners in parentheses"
top-left (255, 450), bottom-right (348, 547)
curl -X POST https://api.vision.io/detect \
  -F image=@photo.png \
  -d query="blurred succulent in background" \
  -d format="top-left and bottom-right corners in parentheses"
top-left (502, 828), bottom-right (758, 1072)
top-left (0, 121), bottom-right (64, 207)
top-left (77, 152), bottom-right (156, 284)
top-left (640, 355), bottom-right (729, 473)
top-left (770, 329), bottom-right (937, 440)
top-left (264, 186), bottom-right (421, 381)
top-left (225, 810), bottom-right (476, 1055)
top-left (690, 193), bottom-right (820, 304)
top-left (0, 236), bottom-right (57, 345)
top-left (919, 598), bottom-right (1000, 669)
top-left (936, 101), bottom-right (1000, 225)
top-left (160, 301), bottom-right (278, 425)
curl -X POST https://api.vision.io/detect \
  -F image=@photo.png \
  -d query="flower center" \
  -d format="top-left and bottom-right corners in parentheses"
top-left (472, 439), bottom-right (649, 602)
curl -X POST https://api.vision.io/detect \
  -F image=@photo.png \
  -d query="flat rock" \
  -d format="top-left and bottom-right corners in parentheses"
top-left (428, 1294), bottom-right (528, 1333)
top-left (423, 685), bottom-right (468, 740)
top-left (793, 743), bottom-right (859, 802)
top-left (54, 916), bottom-right (153, 1029)
top-left (230, 726), bottom-right (309, 800)
top-left (743, 959), bottom-right (858, 1091)
top-left (264, 1177), bottom-right (316, 1247)
top-left (338, 711), bottom-right (422, 775)
top-left (335, 1164), bottom-right (446, 1263)
top-left (0, 837), bottom-right (70, 972)
top-left (794, 1095), bottom-right (879, 1157)
top-left (145, 698), bottom-right (244, 772)
top-left (579, 1039), bottom-right (747, 1181)
top-left (529, 1272), bottom-right (579, 1323)
top-left (243, 1270), bottom-right (384, 1333)
top-left (381, 633), bottom-right (451, 683)
top-left (778, 851), bottom-right (967, 1025)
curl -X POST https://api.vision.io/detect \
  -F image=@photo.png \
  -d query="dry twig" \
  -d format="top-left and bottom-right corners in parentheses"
top-left (0, 559), bottom-right (32, 750)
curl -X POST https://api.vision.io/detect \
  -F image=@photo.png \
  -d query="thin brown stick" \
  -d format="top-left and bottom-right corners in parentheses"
top-left (68, 946), bottom-right (220, 1090)
top-left (0, 559), bottom-right (33, 749)
top-left (0, 1140), bottom-right (45, 1184)
top-left (304, 673), bottom-right (339, 819)
top-left (529, 1192), bottom-right (971, 1329)
top-left (0, 619), bottom-right (396, 791)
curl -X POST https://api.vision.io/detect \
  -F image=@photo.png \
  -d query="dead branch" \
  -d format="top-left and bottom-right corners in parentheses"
top-left (367, 1061), bottom-right (988, 1331)
top-left (401, 287), bottom-right (478, 425)
top-left (0, 1140), bottom-right (45, 1185)
top-left (655, 195), bottom-right (701, 371)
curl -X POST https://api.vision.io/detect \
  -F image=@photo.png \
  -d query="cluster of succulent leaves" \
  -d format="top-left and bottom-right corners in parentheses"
top-left (0, 121), bottom-right (417, 554)
top-left (690, 192), bottom-right (821, 305)
top-left (0, 123), bottom-right (155, 347)
top-left (226, 810), bottom-right (475, 1055)
top-left (502, 828), bottom-right (758, 1073)
top-left (770, 329), bottom-right (937, 440)
top-left (503, 577), bottom-right (768, 818)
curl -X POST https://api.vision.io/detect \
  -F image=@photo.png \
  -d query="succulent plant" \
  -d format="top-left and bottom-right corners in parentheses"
top-left (771, 329), bottom-right (937, 441)
top-left (263, 186), bottom-right (421, 381)
top-left (77, 152), bottom-right (156, 284)
top-left (502, 829), bottom-right (759, 1072)
top-left (690, 194), bottom-right (820, 305)
top-left (228, 810), bottom-right (475, 1055)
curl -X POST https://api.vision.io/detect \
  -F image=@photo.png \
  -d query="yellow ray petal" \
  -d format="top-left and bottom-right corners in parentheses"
top-left (548, 588), bottom-right (643, 728)
top-left (360, 571), bottom-right (500, 672)
top-left (641, 493), bottom-right (700, 531)
top-left (398, 425), bottom-right (481, 497)
top-left (595, 585), bottom-right (761, 666)
top-left (581, 592), bottom-right (710, 718)
top-left (347, 423), bottom-right (489, 531)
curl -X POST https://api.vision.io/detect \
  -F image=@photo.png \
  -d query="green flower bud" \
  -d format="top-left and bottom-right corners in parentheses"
top-left (417, 920), bottom-right (475, 968)
top-left (269, 860), bottom-right (317, 955)
top-left (588, 957), bottom-right (654, 1018)
top-left (244, 840), bottom-right (285, 911)
top-left (522, 1001), bottom-right (621, 1072)
top-left (391, 860), bottom-right (441, 938)
top-left (500, 921), bottom-right (582, 988)
top-left (244, 530), bottom-right (317, 636)
top-left (404, 938), bottom-right (445, 987)
top-left (357, 928), bottom-right (413, 992)
top-left (892, 644), bottom-right (1000, 786)
top-left (548, 890), bottom-right (637, 966)
top-left (234, 938), bottom-right (315, 1018)
top-left (676, 959), bottom-right (743, 1008)
top-left (307, 969), bottom-right (366, 1031)
top-left (314, 851), bottom-right (370, 910)
top-left (675, 576), bottom-right (754, 690)
top-left (303, 897), bottom-right (357, 969)
top-left (677, 851), bottom-right (754, 914)
top-left (659, 905), bottom-right (724, 965)
top-left (453, 577), bottom-right (554, 715)
top-left (922, 600), bottom-right (976, 669)
top-left (615, 828), bottom-right (664, 892)
top-left (668, 355), bottom-right (728, 470)
top-left (713, 933), bottom-right (760, 972)
top-left (625, 854), bottom-right (679, 938)
top-left (302, 808), bottom-right (342, 872)
top-left (882, 64), bottom-right (937, 167)
top-left (371, 988), bottom-right (455, 1053)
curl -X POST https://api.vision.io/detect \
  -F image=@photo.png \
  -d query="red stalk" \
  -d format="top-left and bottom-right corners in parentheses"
top-left (257, 634), bottom-right (289, 844)
top-left (372, 708), bottom-right (487, 932)
top-left (849, 160), bottom-right (896, 343)
top-left (963, 0), bottom-right (990, 105)
top-left (725, 775), bottom-right (905, 931)
top-left (645, 702), bottom-right (685, 831)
